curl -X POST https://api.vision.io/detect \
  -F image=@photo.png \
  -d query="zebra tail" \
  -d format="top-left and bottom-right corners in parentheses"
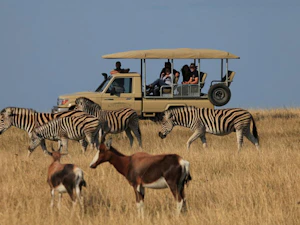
top-left (252, 116), bottom-right (259, 144)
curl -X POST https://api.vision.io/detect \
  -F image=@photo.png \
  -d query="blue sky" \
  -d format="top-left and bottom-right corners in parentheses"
top-left (0, 0), bottom-right (299, 112)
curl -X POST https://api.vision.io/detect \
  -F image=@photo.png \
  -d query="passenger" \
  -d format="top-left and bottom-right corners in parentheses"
top-left (110, 61), bottom-right (130, 75)
top-left (182, 63), bottom-right (202, 84)
top-left (160, 62), bottom-right (180, 83)
top-left (181, 64), bottom-right (191, 83)
top-left (147, 68), bottom-right (174, 95)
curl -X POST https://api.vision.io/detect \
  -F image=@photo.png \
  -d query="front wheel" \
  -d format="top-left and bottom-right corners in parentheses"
top-left (208, 83), bottom-right (231, 106)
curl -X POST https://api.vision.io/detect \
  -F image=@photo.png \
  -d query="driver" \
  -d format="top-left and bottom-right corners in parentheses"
top-left (110, 61), bottom-right (130, 74)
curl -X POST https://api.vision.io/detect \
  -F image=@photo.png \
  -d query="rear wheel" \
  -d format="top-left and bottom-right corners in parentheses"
top-left (208, 83), bottom-right (231, 106)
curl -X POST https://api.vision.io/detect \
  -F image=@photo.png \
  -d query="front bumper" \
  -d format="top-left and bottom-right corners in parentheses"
top-left (51, 106), bottom-right (69, 114)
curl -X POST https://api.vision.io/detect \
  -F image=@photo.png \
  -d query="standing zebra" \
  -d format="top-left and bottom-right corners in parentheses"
top-left (0, 107), bottom-right (89, 154)
top-left (75, 97), bottom-right (142, 147)
top-left (158, 106), bottom-right (259, 151)
top-left (29, 114), bottom-right (103, 155)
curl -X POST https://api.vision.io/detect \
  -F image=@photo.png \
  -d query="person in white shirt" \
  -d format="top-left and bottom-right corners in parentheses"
top-left (146, 68), bottom-right (174, 94)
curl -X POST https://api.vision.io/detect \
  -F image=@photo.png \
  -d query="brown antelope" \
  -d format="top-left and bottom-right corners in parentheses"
top-left (90, 139), bottom-right (192, 218)
top-left (47, 147), bottom-right (86, 211)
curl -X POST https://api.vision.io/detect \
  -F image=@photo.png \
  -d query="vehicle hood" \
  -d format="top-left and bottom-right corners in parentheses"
top-left (58, 91), bottom-right (97, 99)
top-left (58, 91), bottom-right (103, 108)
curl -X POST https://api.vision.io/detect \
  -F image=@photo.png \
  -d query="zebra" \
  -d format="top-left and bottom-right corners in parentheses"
top-left (29, 114), bottom-right (103, 155)
top-left (0, 107), bottom-right (90, 154)
top-left (75, 97), bottom-right (142, 147)
top-left (158, 106), bottom-right (259, 152)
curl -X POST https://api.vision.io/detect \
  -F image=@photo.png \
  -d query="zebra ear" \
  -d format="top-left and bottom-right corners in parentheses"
top-left (4, 108), bottom-right (13, 117)
top-left (168, 112), bottom-right (174, 119)
top-left (101, 121), bottom-right (109, 132)
top-left (105, 137), bottom-right (112, 149)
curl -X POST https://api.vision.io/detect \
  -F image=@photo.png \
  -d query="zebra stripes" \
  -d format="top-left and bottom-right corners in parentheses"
top-left (29, 114), bottom-right (102, 154)
top-left (158, 106), bottom-right (259, 151)
top-left (75, 97), bottom-right (142, 147)
top-left (0, 107), bottom-right (90, 154)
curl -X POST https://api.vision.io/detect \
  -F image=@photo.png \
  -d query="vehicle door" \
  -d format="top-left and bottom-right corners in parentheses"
top-left (101, 77), bottom-right (136, 111)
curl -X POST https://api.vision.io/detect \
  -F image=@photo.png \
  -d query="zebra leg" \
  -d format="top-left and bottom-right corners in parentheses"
top-left (79, 139), bottom-right (88, 153)
top-left (85, 134), bottom-right (95, 152)
top-left (125, 128), bottom-right (134, 147)
top-left (186, 130), bottom-right (202, 150)
top-left (98, 128), bottom-right (107, 144)
top-left (40, 139), bottom-right (49, 155)
top-left (200, 134), bottom-right (208, 149)
top-left (57, 140), bottom-right (62, 149)
top-left (129, 122), bottom-right (142, 147)
top-left (61, 138), bottom-right (68, 154)
top-left (236, 129), bottom-right (244, 152)
top-left (244, 129), bottom-right (260, 151)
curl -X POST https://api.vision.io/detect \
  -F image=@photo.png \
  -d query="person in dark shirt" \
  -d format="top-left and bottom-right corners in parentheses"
top-left (109, 61), bottom-right (130, 93)
top-left (181, 64), bottom-right (191, 83)
top-left (182, 63), bottom-right (200, 84)
top-left (110, 61), bottom-right (130, 75)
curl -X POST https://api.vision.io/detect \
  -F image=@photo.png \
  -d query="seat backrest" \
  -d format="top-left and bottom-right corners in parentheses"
top-left (200, 72), bottom-right (207, 88)
top-left (201, 72), bottom-right (207, 83)
top-left (173, 76), bottom-right (179, 84)
top-left (228, 70), bottom-right (235, 82)
top-left (227, 70), bottom-right (235, 87)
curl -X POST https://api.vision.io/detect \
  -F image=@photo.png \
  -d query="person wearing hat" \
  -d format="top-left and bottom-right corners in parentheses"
top-left (182, 63), bottom-right (199, 84)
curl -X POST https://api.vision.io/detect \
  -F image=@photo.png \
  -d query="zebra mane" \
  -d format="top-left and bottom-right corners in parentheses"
top-left (1, 107), bottom-right (37, 114)
top-left (165, 106), bottom-right (197, 115)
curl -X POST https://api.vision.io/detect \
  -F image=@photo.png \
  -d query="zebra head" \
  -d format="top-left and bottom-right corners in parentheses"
top-left (0, 108), bottom-right (14, 135)
top-left (28, 131), bottom-right (42, 153)
top-left (74, 97), bottom-right (101, 116)
top-left (158, 111), bottom-right (175, 139)
top-left (74, 97), bottom-right (86, 111)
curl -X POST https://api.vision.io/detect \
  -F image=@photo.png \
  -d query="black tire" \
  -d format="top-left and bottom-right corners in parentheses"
top-left (208, 83), bottom-right (231, 106)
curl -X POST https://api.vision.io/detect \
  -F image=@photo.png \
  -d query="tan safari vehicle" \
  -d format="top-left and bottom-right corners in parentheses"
top-left (52, 48), bottom-right (240, 118)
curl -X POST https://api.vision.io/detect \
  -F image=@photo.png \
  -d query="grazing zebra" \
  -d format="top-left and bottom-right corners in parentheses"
top-left (158, 106), bottom-right (259, 151)
top-left (0, 107), bottom-right (89, 154)
top-left (75, 97), bottom-right (142, 147)
top-left (29, 114), bottom-right (103, 155)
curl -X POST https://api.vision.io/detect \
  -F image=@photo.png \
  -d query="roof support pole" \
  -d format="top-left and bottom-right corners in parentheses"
top-left (226, 59), bottom-right (228, 86)
top-left (197, 59), bottom-right (200, 84)
top-left (221, 59), bottom-right (223, 79)
top-left (140, 59), bottom-right (143, 76)
top-left (171, 59), bottom-right (174, 97)
top-left (143, 59), bottom-right (146, 97)
top-left (141, 59), bottom-right (143, 96)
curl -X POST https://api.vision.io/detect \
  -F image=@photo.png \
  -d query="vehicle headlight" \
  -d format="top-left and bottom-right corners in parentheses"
top-left (57, 98), bottom-right (69, 106)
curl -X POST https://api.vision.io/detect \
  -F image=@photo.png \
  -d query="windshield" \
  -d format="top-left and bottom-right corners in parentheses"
top-left (95, 76), bottom-right (111, 92)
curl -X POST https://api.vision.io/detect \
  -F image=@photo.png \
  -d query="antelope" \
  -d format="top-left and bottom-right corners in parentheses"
top-left (47, 147), bottom-right (86, 211)
top-left (90, 139), bottom-right (192, 218)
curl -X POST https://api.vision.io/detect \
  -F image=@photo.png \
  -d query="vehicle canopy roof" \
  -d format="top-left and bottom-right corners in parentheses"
top-left (102, 48), bottom-right (240, 59)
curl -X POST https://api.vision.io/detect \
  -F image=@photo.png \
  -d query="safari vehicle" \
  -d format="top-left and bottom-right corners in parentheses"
top-left (52, 48), bottom-right (240, 118)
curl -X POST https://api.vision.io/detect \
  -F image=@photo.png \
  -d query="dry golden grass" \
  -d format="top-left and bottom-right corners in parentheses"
top-left (1, 108), bottom-right (300, 225)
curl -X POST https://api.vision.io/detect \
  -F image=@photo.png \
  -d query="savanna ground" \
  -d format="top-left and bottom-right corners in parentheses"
top-left (1, 108), bottom-right (300, 225)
